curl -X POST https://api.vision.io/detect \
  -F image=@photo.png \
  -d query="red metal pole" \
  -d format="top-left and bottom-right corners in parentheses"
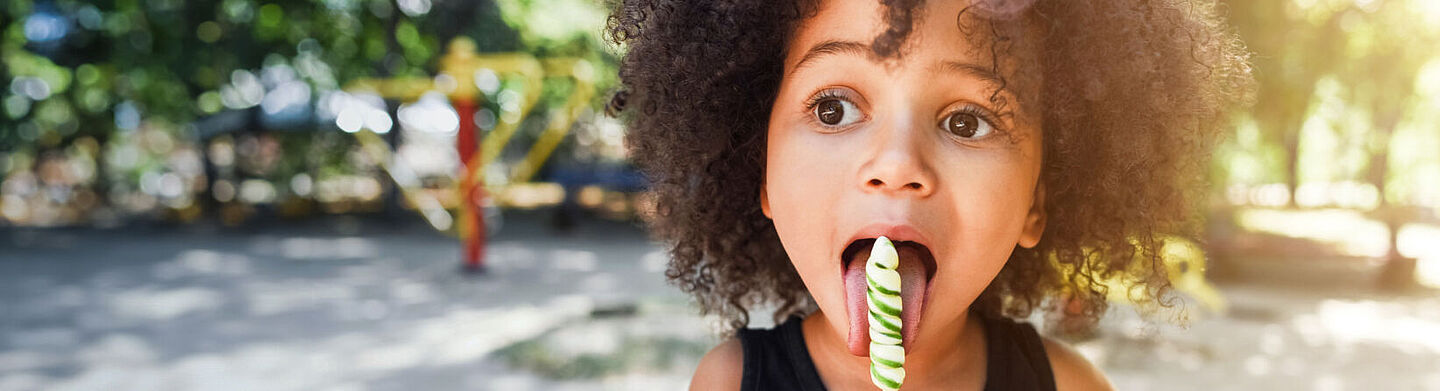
top-left (453, 99), bottom-right (486, 271)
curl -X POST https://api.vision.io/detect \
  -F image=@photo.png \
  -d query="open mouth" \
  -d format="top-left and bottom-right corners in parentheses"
top-left (840, 238), bottom-right (937, 356)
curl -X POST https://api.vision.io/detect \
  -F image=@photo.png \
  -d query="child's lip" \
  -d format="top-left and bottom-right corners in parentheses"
top-left (839, 222), bottom-right (939, 277)
top-left (843, 223), bottom-right (933, 253)
top-left (840, 239), bottom-right (938, 281)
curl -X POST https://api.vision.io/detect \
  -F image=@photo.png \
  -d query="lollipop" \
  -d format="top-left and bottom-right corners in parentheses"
top-left (866, 236), bottom-right (905, 390)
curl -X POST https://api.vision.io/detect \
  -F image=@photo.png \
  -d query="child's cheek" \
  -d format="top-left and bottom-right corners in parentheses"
top-left (931, 200), bottom-right (1025, 297)
top-left (764, 123), bottom-right (856, 315)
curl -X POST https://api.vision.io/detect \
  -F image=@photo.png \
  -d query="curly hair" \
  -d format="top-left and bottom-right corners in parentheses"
top-left (606, 0), bottom-right (1254, 336)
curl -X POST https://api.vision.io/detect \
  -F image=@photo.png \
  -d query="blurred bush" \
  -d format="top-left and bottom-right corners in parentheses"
top-left (0, 0), bottom-right (622, 227)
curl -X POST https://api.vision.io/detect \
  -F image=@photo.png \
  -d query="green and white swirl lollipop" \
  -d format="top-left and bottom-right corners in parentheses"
top-left (866, 236), bottom-right (905, 391)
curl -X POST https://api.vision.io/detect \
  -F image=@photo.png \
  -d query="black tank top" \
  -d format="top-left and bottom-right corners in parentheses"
top-left (736, 315), bottom-right (1056, 390)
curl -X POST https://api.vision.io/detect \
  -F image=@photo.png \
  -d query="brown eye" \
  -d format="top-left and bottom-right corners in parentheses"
top-left (817, 100), bottom-right (844, 125)
top-left (942, 111), bottom-right (993, 139)
top-left (812, 97), bottom-right (861, 127)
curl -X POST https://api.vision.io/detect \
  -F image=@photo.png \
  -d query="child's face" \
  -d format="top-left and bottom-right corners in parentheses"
top-left (761, 0), bottom-right (1046, 356)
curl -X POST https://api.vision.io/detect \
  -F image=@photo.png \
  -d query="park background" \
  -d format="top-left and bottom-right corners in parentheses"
top-left (2, 0), bottom-right (1440, 389)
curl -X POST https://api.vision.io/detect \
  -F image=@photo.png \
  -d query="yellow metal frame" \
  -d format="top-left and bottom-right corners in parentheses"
top-left (342, 37), bottom-right (596, 233)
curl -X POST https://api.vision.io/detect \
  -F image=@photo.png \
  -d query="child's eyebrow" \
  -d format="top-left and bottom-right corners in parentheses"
top-left (789, 39), bottom-right (1006, 91)
top-left (788, 40), bottom-right (874, 76)
top-left (929, 60), bottom-right (1006, 91)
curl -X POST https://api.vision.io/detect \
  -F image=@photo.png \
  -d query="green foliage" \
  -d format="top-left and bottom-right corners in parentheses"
top-left (1220, 0), bottom-right (1440, 209)
top-left (0, 0), bottom-right (626, 224)
top-left (1, 0), bottom-right (511, 151)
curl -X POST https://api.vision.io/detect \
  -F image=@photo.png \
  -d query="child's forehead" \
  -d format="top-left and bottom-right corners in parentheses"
top-left (788, 0), bottom-right (1028, 70)
top-left (784, 0), bottom-right (1042, 100)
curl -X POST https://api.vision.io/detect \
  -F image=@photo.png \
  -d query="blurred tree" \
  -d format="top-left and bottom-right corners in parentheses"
top-left (1225, 1), bottom-right (1332, 199)
top-left (1224, 0), bottom-right (1440, 287)
top-left (2, 0), bottom-right (618, 225)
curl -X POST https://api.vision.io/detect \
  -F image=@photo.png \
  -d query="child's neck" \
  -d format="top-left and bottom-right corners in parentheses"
top-left (802, 310), bottom-right (988, 390)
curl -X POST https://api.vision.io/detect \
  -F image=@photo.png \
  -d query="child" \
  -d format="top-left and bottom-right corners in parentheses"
top-left (606, 0), bottom-right (1253, 389)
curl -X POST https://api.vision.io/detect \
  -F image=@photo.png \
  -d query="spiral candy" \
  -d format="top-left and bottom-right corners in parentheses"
top-left (866, 236), bottom-right (905, 390)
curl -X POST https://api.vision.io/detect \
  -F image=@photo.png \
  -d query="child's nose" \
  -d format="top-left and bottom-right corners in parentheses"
top-left (859, 124), bottom-right (936, 198)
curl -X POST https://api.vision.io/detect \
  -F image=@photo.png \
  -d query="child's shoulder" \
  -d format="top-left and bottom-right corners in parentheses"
top-left (982, 315), bottom-right (1113, 390)
top-left (693, 317), bottom-right (818, 390)
top-left (1038, 335), bottom-right (1114, 391)
top-left (690, 336), bottom-right (743, 391)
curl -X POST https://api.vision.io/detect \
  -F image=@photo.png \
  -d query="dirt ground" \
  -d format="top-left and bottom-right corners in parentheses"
top-left (2, 212), bottom-right (1436, 390)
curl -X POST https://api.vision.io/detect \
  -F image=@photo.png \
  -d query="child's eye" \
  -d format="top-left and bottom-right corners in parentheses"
top-left (940, 109), bottom-right (995, 139)
top-left (812, 98), bottom-right (862, 127)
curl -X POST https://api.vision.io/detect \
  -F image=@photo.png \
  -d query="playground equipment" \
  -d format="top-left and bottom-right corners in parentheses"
top-left (344, 37), bottom-right (595, 271)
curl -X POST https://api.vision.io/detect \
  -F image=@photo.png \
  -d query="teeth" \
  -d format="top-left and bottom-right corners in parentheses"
top-left (866, 236), bottom-right (905, 391)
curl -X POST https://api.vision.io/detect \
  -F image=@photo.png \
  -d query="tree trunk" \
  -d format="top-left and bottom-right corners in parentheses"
top-left (1367, 117), bottom-right (1417, 291)
top-left (1283, 128), bottom-right (1301, 207)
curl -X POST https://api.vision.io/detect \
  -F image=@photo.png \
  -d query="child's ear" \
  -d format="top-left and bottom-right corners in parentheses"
top-left (1018, 181), bottom-right (1046, 249)
top-left (760, 182), bottom-right (772, 219)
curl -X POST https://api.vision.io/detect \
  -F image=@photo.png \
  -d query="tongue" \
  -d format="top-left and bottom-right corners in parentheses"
top-left (844, 242), bottom-right (930, 356)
